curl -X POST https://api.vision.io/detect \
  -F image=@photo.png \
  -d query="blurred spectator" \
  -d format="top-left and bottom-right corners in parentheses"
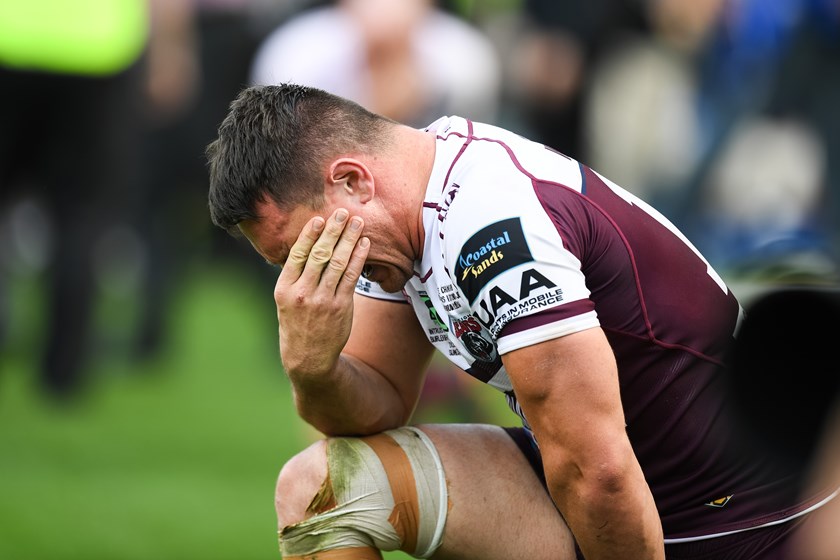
top-left (134, 0), bottom-right (278, 360)
top-left (761, 0), bottom-right (840, 272)
top-left (134, 0), bottom-right (322, 360)
top-left (488, 0), bottom-right (647, 157)
top-left (676, 0), bottom-right (840, 277)
top-left (0, 0), bottom-right (149, 397)
top-left (250, 0), bottom-right (502, 126)
top-left (575, 0), bottom-right (840, 280)
top-left (583, 0), bottom-right (724, 211)
top-left (132, 0), bottom-right (200, 361)
top-left (696, 115), bottom-right (833, 277)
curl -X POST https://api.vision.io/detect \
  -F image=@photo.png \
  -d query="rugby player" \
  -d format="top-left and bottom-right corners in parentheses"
top-left (206, 84), bottom-right (837, 559)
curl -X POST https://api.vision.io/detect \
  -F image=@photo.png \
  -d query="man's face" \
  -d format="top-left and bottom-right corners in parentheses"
top-left (237, 199), bottom-right (316, 271)
top-left (238, 198), bottom-right (415, 293)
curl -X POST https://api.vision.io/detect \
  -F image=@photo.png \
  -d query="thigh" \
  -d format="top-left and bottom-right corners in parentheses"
top-left (418, 424), bottom-right (576, 560)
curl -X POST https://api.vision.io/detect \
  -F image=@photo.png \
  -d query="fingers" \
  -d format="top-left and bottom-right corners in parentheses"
top-left (305, 209), bottom-right (350, 274)
top-left (337, 235), bottom-right (370, 297)
top-left (280, 208), bottom-right (367, 295)
top-left (279, 215), bottom-right (325, 284)
top-left (300, 209), bottom-right (360, 287)
top-left (320, 215), bottom-right (367, 294)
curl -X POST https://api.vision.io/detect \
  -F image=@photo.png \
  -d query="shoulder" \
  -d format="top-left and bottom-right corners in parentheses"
top-left (432, 120), bottom-right (588, 254)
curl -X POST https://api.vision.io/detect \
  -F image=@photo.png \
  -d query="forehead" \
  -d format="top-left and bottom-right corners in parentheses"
top-left (238, 199), bottom-right (310, 266)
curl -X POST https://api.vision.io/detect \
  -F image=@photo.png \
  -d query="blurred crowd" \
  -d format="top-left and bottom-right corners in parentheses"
top-left (1, 0), bottom-right (839, 554)
top-left (1, 0), bottom-right (838, 416)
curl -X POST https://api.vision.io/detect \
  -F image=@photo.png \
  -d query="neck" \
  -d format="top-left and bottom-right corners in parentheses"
top-left (385, 124), bottom-right (436, 262)
top-left (403, 129), bottom-right (435, 261)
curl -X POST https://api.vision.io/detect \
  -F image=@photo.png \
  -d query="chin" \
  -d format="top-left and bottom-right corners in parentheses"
top-left (365, 265), bottom-right (410, 293)
top-left (374, 276), bottom-right (405, 294)
top-left (380, 280), bottom-right (408, 294)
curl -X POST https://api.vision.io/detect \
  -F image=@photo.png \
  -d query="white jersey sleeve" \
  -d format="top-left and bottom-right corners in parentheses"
top-left (435, 121), bottom-right (599, 355)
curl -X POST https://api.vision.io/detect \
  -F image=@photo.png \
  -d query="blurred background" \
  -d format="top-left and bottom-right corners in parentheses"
top-left (1, 0), bottom-right (839, 558)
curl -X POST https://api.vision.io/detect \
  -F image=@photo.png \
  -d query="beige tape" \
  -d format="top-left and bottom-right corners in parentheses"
top-left (278, 427), bottom-right (447, 558)
top-left (361, 433), bottom-right (421, 555)
top-left (283, 546), bottom-right (382, 559)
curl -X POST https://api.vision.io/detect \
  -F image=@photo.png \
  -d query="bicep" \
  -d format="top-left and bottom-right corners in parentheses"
top-left (502, 327), bottom-right (629, 467)
top-left (343, 294), bottom-right (435, 419)
top-left (505, 327), bottom-right (663, 557)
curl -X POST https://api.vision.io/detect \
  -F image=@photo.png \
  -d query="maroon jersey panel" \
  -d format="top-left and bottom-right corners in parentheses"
top-left (529, 167), bottom-right (815, 537)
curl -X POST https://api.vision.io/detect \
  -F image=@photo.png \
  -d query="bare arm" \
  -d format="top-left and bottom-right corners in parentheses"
top-left (274, 210), bottom-right (434, 436)
top-left (291, 294), bottom-right (434, 436)
top-left (503, 327), bottom-right (665, 559)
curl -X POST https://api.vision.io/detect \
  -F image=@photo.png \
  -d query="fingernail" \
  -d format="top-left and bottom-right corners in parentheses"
top-left (312, 217), bottom-right (324, 231)
top-left (359, 237), bottom-right (370, 248)
top-left (349, 217), bottom-right (362, 230)
top-left (335, 209), bottom-right (348, 223)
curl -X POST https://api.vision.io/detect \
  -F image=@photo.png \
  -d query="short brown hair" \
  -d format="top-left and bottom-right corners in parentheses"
top-left (206, 84), bottom-right (393, 233)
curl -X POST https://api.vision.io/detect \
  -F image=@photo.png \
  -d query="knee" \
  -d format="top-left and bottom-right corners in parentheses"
top-left (275, 428), bottom-right (449, 559)
top-left (275, 439), bottom-right (328, 529)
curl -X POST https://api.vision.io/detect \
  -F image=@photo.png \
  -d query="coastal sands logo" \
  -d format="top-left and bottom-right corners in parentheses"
top-left (455, 218), bottom-right (533, 302)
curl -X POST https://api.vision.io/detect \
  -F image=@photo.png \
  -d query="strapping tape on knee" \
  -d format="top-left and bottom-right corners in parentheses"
top-left (279, 427), bottom-right (448, 558)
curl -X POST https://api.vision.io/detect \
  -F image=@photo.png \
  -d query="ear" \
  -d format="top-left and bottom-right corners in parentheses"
top-left (326, 158), bottom-right (375, 204)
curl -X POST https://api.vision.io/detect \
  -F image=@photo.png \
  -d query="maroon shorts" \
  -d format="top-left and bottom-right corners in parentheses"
top-left (502, 426), bottom-right (810, 560)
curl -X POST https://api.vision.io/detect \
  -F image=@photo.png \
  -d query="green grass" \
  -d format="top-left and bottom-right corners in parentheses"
top-left (0, 260), bottom-right (517, 560)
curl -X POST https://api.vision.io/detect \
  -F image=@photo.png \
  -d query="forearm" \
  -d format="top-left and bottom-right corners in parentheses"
top-left (286, 352), bottom-right (411, 436)
top-left (264, 210), bottom-right (428, 437)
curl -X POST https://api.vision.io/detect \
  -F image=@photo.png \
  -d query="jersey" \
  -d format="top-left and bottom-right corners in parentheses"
top-left (355, 116), bottom-right (834, 541)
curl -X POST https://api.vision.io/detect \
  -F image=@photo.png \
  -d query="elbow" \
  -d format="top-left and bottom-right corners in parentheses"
top-left (583, 443), bottom-right (640, 494)
top-left (548, 447), bottom-right (640, 504)
top-left (293, 392), bottom-right (409, 437)
top-left (583, 460), bottom-right (635, 498)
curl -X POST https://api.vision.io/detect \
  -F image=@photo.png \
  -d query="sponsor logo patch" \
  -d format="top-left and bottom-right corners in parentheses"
top-left (453, 314), bottom-right (501, 381)
top-left (455, 218), bottom-right (533, 301)
top-left (704, 495), bottom-right (733, 508)
top-left (473, 268), bottom-right (562, 336)
top-left (419, 291), bottom-right (448, 331)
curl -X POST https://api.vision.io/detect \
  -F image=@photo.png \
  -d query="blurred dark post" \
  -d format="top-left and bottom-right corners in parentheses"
top-left (727, 287), bottom-right (840, 470)
top-left (726, 285), bottom-right (840, 558)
